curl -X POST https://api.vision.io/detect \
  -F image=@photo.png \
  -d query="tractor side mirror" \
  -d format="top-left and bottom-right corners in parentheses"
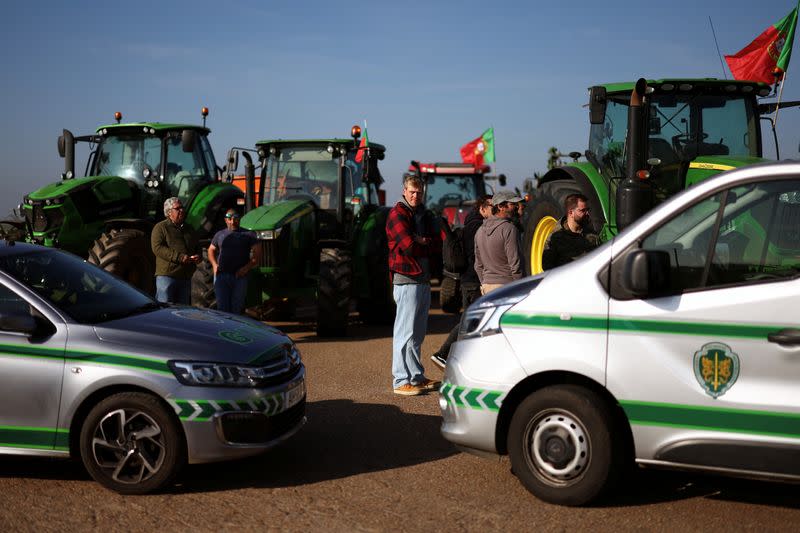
top-left (181, 130), bottom-right (197, 153)
top-left (498, 174), bottom-right (507, 186)
top-left (59, 129), bottom-right (75, 179)
top-left (226, 149), bottom-right (239, 181)
top-left (377, 189), bottom-right (386, 206)
top-left (589, 86), bottom-right (607, 125)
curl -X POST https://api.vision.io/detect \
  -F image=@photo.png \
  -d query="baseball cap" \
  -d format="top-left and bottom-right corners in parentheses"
top-left (492, 190), bottom-right (523, 204)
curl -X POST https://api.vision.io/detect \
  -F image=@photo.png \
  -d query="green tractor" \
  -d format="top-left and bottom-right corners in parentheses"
top-left (524, 78), bottom-right (795, 273)
top-left (15, 110), bottom-right (243, 295)
top-left (222, 126), bottom-right (393, 336)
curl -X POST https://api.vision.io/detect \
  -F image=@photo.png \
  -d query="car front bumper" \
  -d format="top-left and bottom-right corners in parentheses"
top-left (170, 366), bottom-right (307, 464)
top-left (439, 333), bottom-right (526, 454)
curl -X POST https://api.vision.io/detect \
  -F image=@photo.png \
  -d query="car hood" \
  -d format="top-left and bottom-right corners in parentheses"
top-left (92, 307), bottom-right (292, 364)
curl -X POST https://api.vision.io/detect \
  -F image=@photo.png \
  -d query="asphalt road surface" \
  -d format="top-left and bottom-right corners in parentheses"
top-left (1, 293), bottom-right (799, 531)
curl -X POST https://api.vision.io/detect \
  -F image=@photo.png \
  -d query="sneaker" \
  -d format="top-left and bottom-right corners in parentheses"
top-left (393, 383), bottom-right (424, 396)
top-left (416, 378), bottom-right (441, 391)
top-left (430, 353), bottom-right (447, 370)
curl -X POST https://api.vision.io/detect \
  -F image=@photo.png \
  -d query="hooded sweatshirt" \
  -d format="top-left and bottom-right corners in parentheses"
top-left (474, 216), bottom-right (523, 285)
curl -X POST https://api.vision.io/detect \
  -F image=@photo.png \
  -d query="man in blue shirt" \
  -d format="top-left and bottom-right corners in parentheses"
top-left (208, 209), bottom-right (260, 314)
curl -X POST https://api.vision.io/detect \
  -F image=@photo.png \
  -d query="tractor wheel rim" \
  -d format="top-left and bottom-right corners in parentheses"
top-left (531, 216), bottom-right (558, 274)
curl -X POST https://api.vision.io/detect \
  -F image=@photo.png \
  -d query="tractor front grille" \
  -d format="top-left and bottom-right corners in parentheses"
top-left (24, 203), bottom-right (64, 234)
top-left (258, 239), bottom-right (279, 268)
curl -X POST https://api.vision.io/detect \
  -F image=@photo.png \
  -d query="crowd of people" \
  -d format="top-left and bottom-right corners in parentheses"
top-left (149, 186), bottom-right (601, 397)
top-left (387, 184), bottom-right (599, 396)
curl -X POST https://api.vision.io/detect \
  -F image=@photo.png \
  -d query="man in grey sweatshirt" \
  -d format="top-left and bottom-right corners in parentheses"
top-left (474, 190), bottom-right (524, 294)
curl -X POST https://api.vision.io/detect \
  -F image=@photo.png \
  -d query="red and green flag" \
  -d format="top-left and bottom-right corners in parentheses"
top-left (460, 127), bottom-right (495, 167)
top-left (725, 6), bottom-right (798, 84)
top-left (355, 121), bottom-right (369, 163)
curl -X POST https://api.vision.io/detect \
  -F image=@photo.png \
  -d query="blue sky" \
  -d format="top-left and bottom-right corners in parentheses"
top-left (2, 0), bottom-right (800, 214)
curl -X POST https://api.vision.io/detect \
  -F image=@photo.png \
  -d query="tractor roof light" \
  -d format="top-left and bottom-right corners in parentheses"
top-left (679, 84), bottom-right (693, 91)
top-left (351, 125), bottom-right (361, 139)
top-left (636, 169), bottom-right (650, 180)
top-left (758, 88), bottom-right (771, 96)
top-left (114, 112), bottom-right (122, 123)
top-left (660, 83), bottom-right (675, 91)
top-left (327, 144), bottom-right (335, 154)
top-left (742, 85), bottom-right (754, 93)
top-left (724, 85), bottom-right (737, 92)
top-left (202, 107), bottom-right (209, 118)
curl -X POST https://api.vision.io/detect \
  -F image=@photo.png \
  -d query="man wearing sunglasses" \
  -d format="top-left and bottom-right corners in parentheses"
top-left (208, 209), bottom-right (260, 314)
top-left (151, 197), bottom-right (201, 304)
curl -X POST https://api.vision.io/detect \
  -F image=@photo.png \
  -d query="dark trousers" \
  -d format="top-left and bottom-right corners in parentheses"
top-left (435, 282), bottom-right (481, 360)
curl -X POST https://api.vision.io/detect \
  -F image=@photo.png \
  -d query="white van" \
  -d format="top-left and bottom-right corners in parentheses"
top-left (439, 161), bottom-right (800, 506)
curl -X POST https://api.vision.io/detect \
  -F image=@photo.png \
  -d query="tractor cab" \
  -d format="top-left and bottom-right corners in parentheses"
top-left (409, 162), bottom-right (494, 228)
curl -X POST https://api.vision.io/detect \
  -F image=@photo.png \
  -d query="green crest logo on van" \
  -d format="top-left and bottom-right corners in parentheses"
top-left (693, 342), bottom-right (740, 399)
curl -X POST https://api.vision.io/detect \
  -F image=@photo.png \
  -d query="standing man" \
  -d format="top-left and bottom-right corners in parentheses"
top-left (151, 197), bottom-right (200, 304)
top-left (542, 193), bottom-right (600, 270)
top-left (430, 194), bottom-right (492, 369)
top-left (474, 190), bottom-right (524, 295)
top-left (386, 175), bottom-right (442, 396)
top-left (208, 209), bottom-right (260, 314)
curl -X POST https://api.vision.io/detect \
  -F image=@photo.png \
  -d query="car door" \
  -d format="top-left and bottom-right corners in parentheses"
top-left (0, 278), bottom-right (67, 453)
top-left (606, 177), bottom-right (800, 474)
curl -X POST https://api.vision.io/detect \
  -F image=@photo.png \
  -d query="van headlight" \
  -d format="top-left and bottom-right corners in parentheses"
top-left (459, 277), bottom-right (543, 340)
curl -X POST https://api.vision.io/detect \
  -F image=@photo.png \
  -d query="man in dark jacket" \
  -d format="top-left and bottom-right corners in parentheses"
top-left (386, 175), bottom-right (442, 396)
top-left (542, 193), bottom-right (600, 270)
top-left (430, 195), bottom-right (492, 369)
top-left (151, 197), bottom-right (200, 304)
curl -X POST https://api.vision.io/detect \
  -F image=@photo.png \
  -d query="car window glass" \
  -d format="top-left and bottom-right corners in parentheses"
top-left (0, 283), bottom-right (31, 318)
top-left (709, 181), bottom-right (800, 285)
top-left (641, 179), bottom-right (800, 293)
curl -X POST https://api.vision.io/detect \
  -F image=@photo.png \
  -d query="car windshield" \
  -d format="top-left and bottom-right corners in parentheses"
top-left (261, 146), bottom-right (364, 210)
top-left (0, 249), bottom-right (158, 324)
top-left (425, 175), bottom-right (484, 214)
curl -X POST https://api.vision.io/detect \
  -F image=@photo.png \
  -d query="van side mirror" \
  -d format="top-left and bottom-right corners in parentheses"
top-left (622, 249), bottom-right (671, 297)
top-left (589, 86), bottom-right (607, 125)
top-left (181, 130), bottom-right (197, 153)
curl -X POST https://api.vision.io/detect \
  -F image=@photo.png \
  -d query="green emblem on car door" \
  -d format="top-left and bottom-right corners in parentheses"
top-left (694, 342), bottom-right (740, 399)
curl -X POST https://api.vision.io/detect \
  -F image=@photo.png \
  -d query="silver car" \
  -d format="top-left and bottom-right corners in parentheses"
top-left (0, 241), bottom-right (306, 493)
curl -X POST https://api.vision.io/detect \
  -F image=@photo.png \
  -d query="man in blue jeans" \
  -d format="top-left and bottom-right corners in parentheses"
top-left (386, 175), bottom-right (442, 396)
top-left (208, 209), bottom-right (260, 314)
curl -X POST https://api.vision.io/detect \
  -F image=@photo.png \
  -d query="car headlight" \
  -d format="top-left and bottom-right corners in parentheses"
top-left (256, 228), bottom-right (282, 240)
top-left (459, 277), bottom-right (544, 340)
top-left (169, 345), bottom-right (301, 387)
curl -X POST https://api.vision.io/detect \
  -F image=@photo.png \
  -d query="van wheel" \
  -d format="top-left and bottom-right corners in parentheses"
top-left (79, 392), bottom-right (185, 494)
top-left (508, 385), bottom-right (620, 506)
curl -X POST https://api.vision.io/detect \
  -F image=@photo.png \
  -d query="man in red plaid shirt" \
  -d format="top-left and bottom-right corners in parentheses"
top-left (386, 174), bottom-right (442, 395)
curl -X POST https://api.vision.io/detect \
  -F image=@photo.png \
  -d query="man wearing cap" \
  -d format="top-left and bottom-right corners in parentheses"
top-left (208, 208), bottom-right (260, 314)
top-left (474, 190), bottom-right (524, 295)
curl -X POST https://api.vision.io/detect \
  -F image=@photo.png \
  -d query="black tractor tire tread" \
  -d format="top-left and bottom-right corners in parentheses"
top-left (439, 275), bottom-right (461, 314)
top-left (191, 256), bottom-right (216, 309)
top-left (317, 247), bottom-right (352, 337)
top-left (88, 228), bottom-right (155, 294)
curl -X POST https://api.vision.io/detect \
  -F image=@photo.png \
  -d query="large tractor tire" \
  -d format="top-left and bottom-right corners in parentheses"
top-left (191, 257), bottom-right (216, 309)
top-left (522, 179), bottom-right (603, 275)
top-left (317, 248), bottom-right (352, 337)
top-left (439, 274), bottom-right (461, 314)
top-left (88, 229), bottom-right (155, 295)
top-left (358, 260), bottom-right (396, 326)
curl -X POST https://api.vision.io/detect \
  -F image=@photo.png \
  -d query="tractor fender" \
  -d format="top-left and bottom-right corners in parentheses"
top-left (536, 163), bottom-right (609, 229)
top-left (185, 183), bottom-right (245, 241)
top-left (100, 218), bottom-right (154, 234)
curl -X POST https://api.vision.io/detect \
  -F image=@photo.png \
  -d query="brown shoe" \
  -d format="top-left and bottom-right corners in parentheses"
top-left (415, 378), bottom-right (441, 391)
top-left (394, 383), bottom-right (424, 396)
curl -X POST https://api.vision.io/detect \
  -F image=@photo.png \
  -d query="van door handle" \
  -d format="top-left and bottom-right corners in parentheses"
top-left (767, 328), bottom-right (800, 346)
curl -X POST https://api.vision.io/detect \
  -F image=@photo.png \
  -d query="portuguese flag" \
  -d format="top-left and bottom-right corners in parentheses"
top-left (355, 121), bottom-right (369, 163)
top-left (460, 127), bottom-right (495, 167)
top-left (725, 7), bottom-right (798, 84)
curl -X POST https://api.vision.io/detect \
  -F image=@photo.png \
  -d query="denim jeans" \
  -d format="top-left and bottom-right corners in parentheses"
top-left (391, 282), bottom-right (431, 388)
top-left (214, 271), bottom-right (248, 314)
top-left (155, 276), bottom-right (191, 305)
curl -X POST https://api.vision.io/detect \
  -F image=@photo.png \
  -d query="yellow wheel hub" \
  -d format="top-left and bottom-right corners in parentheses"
top-left (530, 216), bottom-right (558, 274)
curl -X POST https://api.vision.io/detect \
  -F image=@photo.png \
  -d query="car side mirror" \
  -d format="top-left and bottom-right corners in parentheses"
top-left (622, 249), bottom-right (671, 297)
top-left (0, 312), bottom-right (39, 336)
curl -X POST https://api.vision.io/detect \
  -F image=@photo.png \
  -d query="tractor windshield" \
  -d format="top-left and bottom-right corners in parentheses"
top-left (262, 146), bottom-right (366, 209)
top-left (425, 175), bottom-right (485, 214)
top-left (93, 132), bottom-right (215, 205)
top-left (589, 90), bottom-right (760, 198)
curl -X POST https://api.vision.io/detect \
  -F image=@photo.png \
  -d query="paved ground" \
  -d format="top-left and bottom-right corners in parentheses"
top-left (1, 296), bottom-right (799, 531)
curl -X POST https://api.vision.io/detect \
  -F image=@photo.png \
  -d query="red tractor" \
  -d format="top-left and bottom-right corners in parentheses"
top-left (406, 161), bottom-right (505, 313)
